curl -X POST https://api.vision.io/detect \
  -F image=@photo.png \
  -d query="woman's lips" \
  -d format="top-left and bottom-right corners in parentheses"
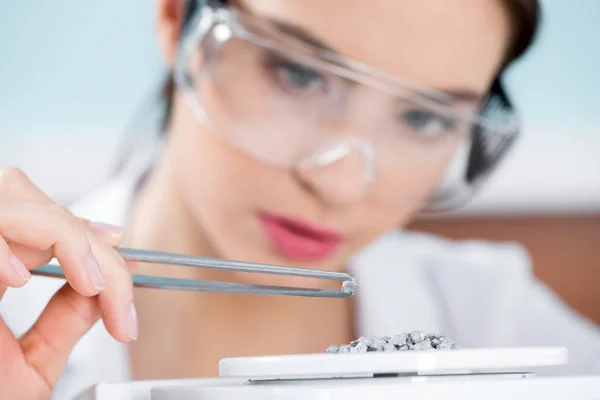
top-left (259, 213), bottom-right (343, 262)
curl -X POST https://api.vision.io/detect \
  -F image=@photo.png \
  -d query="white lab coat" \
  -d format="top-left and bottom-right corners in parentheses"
top-left (1, 162), bottom-right (600, 400)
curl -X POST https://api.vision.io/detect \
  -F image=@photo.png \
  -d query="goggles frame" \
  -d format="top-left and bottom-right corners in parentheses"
top-left (174, 0), bottom-right (521, 211)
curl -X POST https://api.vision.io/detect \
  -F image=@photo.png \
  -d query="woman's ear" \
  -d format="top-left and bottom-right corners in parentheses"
top-left (157, 0), bottom-right (186, 66)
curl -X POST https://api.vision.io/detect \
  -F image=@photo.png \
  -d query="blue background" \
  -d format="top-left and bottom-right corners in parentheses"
top-left (0, 0), bottom-right (598, 210)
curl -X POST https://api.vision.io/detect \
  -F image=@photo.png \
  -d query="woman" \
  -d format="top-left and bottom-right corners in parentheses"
top-left (1, 0), bottom-right (599, 398)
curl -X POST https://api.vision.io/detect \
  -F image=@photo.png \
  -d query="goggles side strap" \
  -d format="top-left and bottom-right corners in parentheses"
top-left (465, 78), bottom-right (519, 184)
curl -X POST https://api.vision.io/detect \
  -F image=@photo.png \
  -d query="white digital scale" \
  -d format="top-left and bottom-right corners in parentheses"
top-left (75, 347), bottom-right (600, 399)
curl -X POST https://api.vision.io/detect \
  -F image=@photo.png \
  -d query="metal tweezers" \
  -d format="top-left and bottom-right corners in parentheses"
top-left (31, 247), bottom-right (358, 299)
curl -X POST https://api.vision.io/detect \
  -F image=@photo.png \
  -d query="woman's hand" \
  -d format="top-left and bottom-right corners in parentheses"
top-left (0, 167), bottom-right (136, 399)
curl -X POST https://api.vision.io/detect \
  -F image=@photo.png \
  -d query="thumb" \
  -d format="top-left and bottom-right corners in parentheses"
top-left (18, 284), bottom-right (101, 392)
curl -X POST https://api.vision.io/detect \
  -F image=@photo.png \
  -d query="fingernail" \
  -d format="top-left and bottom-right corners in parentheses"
top-left (88, 222), bottom-right (124, 241)
top-left (85, 254), bottom-right (105, 290)
top-left (127, 302), bottom-right (138, 340)
top-left (10, 254), bottom-right (31, 281)
top-left (125, 261), bottom-right (141, 273)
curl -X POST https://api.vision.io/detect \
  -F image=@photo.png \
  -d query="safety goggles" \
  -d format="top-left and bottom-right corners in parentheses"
top-left (175, 2), bottom-right (520, 211)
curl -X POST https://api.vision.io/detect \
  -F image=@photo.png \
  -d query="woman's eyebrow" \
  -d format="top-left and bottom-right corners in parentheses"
top-left (438, 88), bottom-right (484, 103)
top-left (270, 20), bottom-right (339, 54)
top-left (267, 19), bottom-right (484, 104)
top-left (397, 87), bottom-right (483, 104)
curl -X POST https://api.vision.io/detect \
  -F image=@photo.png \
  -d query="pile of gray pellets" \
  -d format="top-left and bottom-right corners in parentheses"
top-left (326, 331), bottom-right (460, 354)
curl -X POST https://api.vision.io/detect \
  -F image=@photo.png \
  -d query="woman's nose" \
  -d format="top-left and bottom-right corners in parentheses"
top-left (295, 140), bottom-right (375, 206)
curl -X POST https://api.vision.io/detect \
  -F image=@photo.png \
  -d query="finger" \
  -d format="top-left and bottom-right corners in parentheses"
top-left (0, 309), bottom-right (24, 386)
top-left (0, 167), bottom-right (124, 245)
top-left (18, 285), bottom-right (101, 392)
top-left (126, 261), bottom-right (141, 273)
top-left (87, 233), bottom-right (137, 342)
top-left (7, 243), bottom-right (52, 270)
top-left (0, 196), bottom-right (104, 296)
top-left (8, 226), bottom-right (122, 271)
top-left (0, 169), bottom-right (134, 341)
top-left (0, 234), bottom-right (31, 288)
top-left (2, 206), bottom-right (135, 342)
top-left (82, 220), bottom-right (125, 248)
top-left (0, 167), bottom-right (52, 203)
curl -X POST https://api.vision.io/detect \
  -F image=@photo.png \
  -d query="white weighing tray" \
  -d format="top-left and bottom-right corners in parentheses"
top-left (74, 347), bottom-right (600, 400)
top-left (218, 347), bottom-right (568, 378)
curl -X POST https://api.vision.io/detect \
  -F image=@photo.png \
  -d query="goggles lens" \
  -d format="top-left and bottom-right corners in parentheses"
top-left (176, 9), bottom-right (519, 211)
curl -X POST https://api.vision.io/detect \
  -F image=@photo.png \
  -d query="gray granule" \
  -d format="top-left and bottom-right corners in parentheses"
top-left (355, 343), bottom-right (369, 353)
top-left (326, 345), bottom-right (339, 353)
top-left (338, 344), bottom-right (352, 353)
top-left (412, 339), bottom-right (433, 350)
top-left (391, 334), bottom-right (408, 346)
top-left (408, 331), bottom-right (426, 344)
top-left (326, 330), bottom-right (460, 354)
top-left (436, 336), bottom-right (450, 345)
top-left (370, 338), bottom-right (387, 351)
top-left (341, 280), bottom-right (359, 295)
top-left (383, 343), bottom-right (396, 352)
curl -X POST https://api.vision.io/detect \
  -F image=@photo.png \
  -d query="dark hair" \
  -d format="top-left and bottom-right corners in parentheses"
top-left (159, 0), bottom-right (541, 133)
top-left (502, 0), bottom-right (542, 66)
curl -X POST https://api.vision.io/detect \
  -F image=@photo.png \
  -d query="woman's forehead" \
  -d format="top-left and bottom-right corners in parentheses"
top-left (239, 0), bottom-right (511, 94)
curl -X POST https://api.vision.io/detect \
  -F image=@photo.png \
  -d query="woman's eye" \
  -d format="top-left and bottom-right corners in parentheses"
top-left (399, 109), bottom-right (456, 138)
top-left (275, 61), bottom-right (326, 92)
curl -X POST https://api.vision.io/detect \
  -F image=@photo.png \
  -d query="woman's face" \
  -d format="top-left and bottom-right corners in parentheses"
top-left (158, 0), bottom-right (510, 278)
